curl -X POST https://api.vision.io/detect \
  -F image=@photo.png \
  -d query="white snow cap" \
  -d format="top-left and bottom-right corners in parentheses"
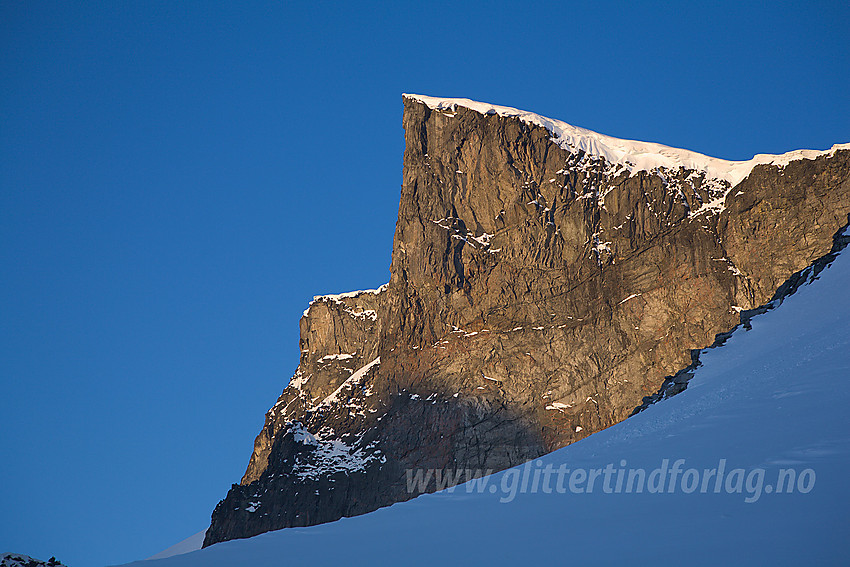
top-left (403, 94), bottom-right (849, 187)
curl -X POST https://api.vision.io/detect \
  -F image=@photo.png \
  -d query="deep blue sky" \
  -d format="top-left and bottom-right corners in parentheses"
top-left (1, 2), bottom-right (847, 565)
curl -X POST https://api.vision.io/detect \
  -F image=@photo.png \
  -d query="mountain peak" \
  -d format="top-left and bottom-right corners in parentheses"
top-left (402, 93), bottom-right (849, 186)
top-left (204, 94), bottom-right (850, 547)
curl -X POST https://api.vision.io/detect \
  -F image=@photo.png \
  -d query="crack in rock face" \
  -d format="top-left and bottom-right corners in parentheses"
top-left (203, 96), bottom-right (850, 547)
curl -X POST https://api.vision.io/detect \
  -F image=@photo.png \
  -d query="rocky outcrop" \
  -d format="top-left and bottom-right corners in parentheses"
top-left (204, 95), bottom-right (850, 546)
top-left (0, 554), bottom-right (66, 567)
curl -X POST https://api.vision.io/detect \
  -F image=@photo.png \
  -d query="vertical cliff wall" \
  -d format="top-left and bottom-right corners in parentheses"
top-left (204, 95), bottom-right (850, 546)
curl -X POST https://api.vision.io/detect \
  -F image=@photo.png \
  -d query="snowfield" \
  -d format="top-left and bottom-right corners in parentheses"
top-left (130, 250), bottom-right (850, 566)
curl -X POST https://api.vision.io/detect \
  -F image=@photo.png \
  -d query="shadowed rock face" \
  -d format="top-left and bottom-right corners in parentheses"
top-left (204, 97), bottom-right (850, 546)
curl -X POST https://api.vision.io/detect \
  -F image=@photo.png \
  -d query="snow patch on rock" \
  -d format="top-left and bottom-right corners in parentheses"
top-left (302, 284), bottom-right (388, 318)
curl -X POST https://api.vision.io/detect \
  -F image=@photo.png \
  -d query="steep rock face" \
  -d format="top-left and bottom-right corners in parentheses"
top-left (240, 287), bottom-right (385, 487)
top-left (204, 96), bottom-right (850, 546)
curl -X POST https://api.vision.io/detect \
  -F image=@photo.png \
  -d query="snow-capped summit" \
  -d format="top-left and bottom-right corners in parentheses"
top-left (403, 93), bottom-right (850, 186)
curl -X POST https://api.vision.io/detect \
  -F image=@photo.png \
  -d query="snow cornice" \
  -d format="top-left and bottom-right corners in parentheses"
top-left (403, 94), bottom-right (849, 187)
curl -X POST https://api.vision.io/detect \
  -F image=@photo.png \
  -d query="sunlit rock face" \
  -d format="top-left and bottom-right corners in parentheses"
top-left (204, 95), bottom-right (850, 546)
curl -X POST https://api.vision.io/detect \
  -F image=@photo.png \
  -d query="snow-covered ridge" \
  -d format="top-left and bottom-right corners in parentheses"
top-left (403, 94), bottom-right (849, 187)
top-left (302, 283), bottom-right (388, 318)
top-left (312, 284), bottom-right (388, 304)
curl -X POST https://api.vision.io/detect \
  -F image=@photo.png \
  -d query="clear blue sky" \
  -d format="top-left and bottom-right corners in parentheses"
top-left (1, 2), bottom-right (847, 565)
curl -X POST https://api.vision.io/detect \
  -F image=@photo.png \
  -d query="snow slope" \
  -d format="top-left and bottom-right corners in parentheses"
top-left (126, 251), bottom-right (850, 566)
top-left (145, 531), bottom-right (206, 561)
top-left (404, 94), bottom-right (850, 186)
